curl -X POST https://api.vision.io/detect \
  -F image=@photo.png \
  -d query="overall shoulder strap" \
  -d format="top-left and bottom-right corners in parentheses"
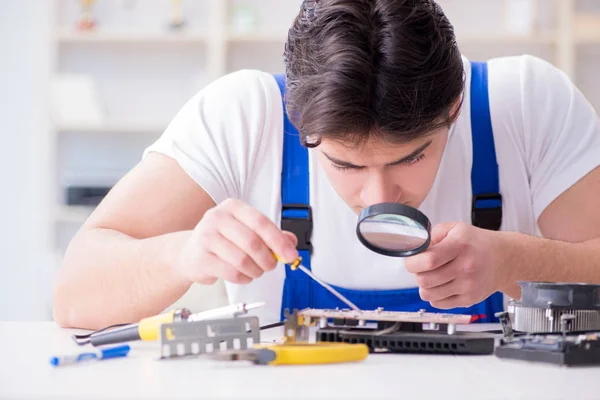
top-left (273, 74), bottom-right (313, 255)
top-left (469, 61), bottom-right (502, 231)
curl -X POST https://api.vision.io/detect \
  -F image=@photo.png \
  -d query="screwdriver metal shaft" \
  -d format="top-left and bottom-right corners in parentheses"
top-left (295, 264), bottom-right (360, 311)
top-left (274, 253), bottom-right (361, 311)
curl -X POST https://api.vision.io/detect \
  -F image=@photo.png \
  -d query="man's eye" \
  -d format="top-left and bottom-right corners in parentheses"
top-left (404, 153), bottom-right (426, 165)
top-left (331, 163), bottom-right (360, 171)
top-left (331, 163), bottom-right (351, 171)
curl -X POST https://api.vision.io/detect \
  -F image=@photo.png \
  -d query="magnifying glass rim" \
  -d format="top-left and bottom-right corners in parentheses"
top-left (356, 202), bottom-right (432, 257)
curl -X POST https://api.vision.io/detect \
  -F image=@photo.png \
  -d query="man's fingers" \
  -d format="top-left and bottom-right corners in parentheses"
top-left (208, 231), bottom-right (264, 279)
top-left (404, 238), bottom-right (459, 274)
top-left (226, 199), bottom-right (298, 262)
top-left (429, 294), bottom-right (480, 310)
top-left (217, 217), bottom-right (277, 273)
top-left (419, 280), bottom-right (480, 309)
top-left (429, 222), bottom-right (458, 246)
top-left (429, 295), bottom-right (463, 310)
top-left (419, 279), bottom-right (460, 303)
top-left (202, 253), bottom-right (253, 285)
top-left (282, 231), bottom-right (298, 248)
top-left (414, 262), bottom-right (456, 289)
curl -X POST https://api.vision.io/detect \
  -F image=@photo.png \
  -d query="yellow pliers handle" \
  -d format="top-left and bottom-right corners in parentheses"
top-left (255, 342), bottom-right (369, 365)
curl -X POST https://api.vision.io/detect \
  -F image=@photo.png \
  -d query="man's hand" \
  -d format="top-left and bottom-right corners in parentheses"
top-left (176, 198), bottom-right (299, 285)
top-left (404, 222), bottom-right (511, 309)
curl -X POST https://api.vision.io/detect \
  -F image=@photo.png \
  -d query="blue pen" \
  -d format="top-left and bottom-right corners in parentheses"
top-left (49, 344), bottom-right (131, 367)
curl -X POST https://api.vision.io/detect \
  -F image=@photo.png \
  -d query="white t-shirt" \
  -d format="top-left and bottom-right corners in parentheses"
top-left (144, 55), bottom-right (600, 324)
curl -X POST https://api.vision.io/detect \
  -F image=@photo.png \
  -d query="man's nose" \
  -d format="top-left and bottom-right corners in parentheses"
top-left (360, 171), bottom-right (401, 206)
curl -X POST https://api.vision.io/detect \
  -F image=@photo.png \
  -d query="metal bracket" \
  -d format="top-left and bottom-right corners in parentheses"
top-left (159, 316), bottom-right (260, 359)
top-left (495, 311), bottom-right (514, 340)
top-left (283, 308), bottom-right (311, 343)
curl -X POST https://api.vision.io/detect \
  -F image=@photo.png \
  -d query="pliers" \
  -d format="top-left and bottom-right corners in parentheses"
top-left (208, 342), bottom-right (369, 366)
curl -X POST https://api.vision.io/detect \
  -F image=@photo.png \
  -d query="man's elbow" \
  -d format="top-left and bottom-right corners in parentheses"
top-left (52, 284), bottom-right (108, 330)
top-left (51, 254), bottom-right (94, 329)
top-left (51, 277), bottom-right (78, 329)
top-left (52, 298), bottom-right (72, 329)
top-left (51, 229), bottom-right (99, 329)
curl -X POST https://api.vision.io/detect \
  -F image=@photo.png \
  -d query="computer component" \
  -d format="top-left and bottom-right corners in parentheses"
top-left (507, 281), bottom-right (600, 334)
top-left (495, 281), bottom-right (600, 366)
top-left (297, 308), bottom-right (496, 355)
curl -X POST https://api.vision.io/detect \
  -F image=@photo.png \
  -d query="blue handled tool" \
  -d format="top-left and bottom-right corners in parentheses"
top-left (49, 344), bottom-right (131, 367)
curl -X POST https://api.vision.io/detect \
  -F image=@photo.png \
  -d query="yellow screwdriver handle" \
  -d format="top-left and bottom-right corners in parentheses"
top-left (138, 310), bottom-right (176, 341)
top-left (274, 254), bottom-right (302, 270)
top-left (257, 342), bottom-right (369, 365)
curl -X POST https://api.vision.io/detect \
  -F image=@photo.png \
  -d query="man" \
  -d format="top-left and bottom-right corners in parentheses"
top-left (53, 0), bottom-right (600, 330)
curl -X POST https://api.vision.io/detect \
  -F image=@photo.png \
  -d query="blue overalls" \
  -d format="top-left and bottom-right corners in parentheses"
top-left (274, 62), bottom-right (504, 323)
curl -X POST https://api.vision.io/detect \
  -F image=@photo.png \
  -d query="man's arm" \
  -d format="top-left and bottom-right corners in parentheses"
top-left (496, 58), bottom-right (600, 298)
top-left (500, 164), bottom-right (600, 298)
top-left (52, 153), bottom-right (216, 330)
top-left (405, 165), bottom-right (600, 308)
top-left (52, 71), bottom-right (299, 330)
top-left (405, 56), bottom-right (600, 307)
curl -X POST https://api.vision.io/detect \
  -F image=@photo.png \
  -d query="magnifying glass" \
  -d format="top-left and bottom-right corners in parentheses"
top-left (356, 202), bottom-right (432, 257)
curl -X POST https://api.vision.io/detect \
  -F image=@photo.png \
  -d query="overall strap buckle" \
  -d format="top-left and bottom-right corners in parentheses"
top-left (281, 204), bottom-right (313, 253)
top-left (472, 193), bottom-right (502, 231)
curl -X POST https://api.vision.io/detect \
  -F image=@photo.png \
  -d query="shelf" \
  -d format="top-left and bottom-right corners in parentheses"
top-left (575, 29), bottom-right (600, 44)
top-left (225, 31), bottom-right (557, 45)
top-left (226, 30), bottom-right (287, 43)
top-left (576, 34), bottom-right (600, 45)
top-left (574, 15), bottom-right (600, 44)
top-left (457, 32), bottom-right (557, 45)
top-left (55, 121), bottom-right (168, 134)
top-left (56, 205), bottom-right (95, 223)
top-left (56, 28), bottom-right (210, 44)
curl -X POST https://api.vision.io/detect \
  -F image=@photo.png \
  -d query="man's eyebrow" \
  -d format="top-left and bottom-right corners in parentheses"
top-left (323, 140), bottom-right (433, 168)
top-left (387, 140), bottom-right (433, 165)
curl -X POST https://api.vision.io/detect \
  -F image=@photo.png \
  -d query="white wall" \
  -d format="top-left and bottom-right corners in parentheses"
top-left (0, 0), bottom-right (55, 320)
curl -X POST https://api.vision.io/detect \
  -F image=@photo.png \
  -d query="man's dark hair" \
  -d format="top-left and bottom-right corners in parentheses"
top-left (283, 0), bottom-right (464, 148)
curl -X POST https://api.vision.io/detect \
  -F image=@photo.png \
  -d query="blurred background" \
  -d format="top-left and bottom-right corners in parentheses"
top-left (0, 0), bottom-right (599, 321)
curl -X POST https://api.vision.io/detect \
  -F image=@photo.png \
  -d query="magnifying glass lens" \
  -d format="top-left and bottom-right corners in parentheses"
top-left (356, 203), bottom-right (432, 257)
top-left (359, 215), bottom-right (428, 251)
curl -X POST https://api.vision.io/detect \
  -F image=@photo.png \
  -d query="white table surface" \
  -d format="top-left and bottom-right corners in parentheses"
top-left (1, 321), bottom-right (598, 400)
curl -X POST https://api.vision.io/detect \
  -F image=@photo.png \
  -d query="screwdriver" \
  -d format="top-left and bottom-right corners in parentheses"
top-left (275, 255), bottom-right (360, 311)
top-left (73, 302), bottom-right (265, 347)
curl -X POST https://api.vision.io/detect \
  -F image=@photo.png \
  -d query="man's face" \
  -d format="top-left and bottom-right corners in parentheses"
top-left (315, 128), bottom-right (449, 215)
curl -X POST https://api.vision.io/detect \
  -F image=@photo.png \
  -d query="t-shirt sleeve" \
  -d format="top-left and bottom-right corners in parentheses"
top-left (521, 56), bottom-right (600, 220)
top-left (143, 69), bottom-right (278, 205)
